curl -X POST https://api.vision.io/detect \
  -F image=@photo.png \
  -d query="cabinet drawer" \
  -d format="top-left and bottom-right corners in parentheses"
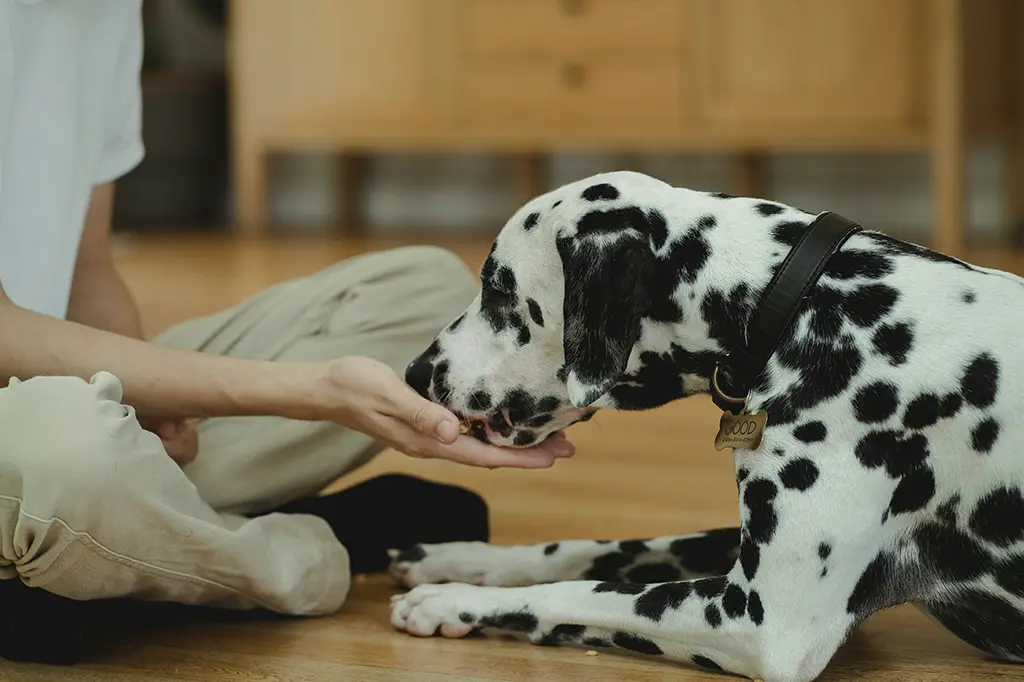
top-left (461, 0), bottom-right (684, 57)
top-left (461, 58), bottom-right (682, 129)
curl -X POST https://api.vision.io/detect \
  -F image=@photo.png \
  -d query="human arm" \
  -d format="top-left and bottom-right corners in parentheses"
top-left (0, 278), bottom-right (573, 468)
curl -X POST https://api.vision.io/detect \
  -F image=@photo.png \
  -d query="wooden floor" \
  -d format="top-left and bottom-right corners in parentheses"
top-left (4, 233), bottom-right (1024, 682)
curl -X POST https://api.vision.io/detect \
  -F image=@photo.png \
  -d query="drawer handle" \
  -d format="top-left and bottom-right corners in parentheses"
top-left (561, 63), bottom-right (587, 89)
top-left (560, 0), bottom-right (586, 16)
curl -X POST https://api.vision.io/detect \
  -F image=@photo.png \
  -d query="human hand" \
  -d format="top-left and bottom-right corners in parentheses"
top-left (321, 356), bottom-right (575, 469)
top-left (143, 418), bottom-right (199, 466)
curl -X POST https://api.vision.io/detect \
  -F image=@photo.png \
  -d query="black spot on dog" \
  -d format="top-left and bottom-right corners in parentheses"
top-left (904, 393), bottom-right (942, 430)
top-left (467, 390), bottom-right (492, 412)
top-left (961, 290), bottom-right (976, 304)
top-left (888, 466), bottom-right (936, 515)
top-left (634, 582), bottom-right (694, 621)
top-left (610, 344), bottom-right (719, 410)
top-left (613, 632), bottom-right (663, 656)
top-left (936, 495), bottom-right (961, 524)
top-left (665, 224), bottom-right (712, 284)
top-left (525, 413), bottom-right (553, 428)
top-left (449, 313), bottom-right (465, 331)
top-left (743, 479), bottom-right (779, 545)
top-left (847, 552), bottom-right (895, 614)
top-left (855, 430), bottom-right (929, 479)
top-left (818, 543), bottom-right (832, 559)
top-left (842, 284), bottom-right (899, 327)
top-left (704, 603), bottom-right (723, 629)
top-left (538, 624), bottom-right (586, 646)
top-left (823, 249), bottom-right (894, 281)
top-left (694, 576), bottom-right (727, 599)
top-left (968, 487), bottom-right (1024, 547)
top-left (585, 553), bottom-right (634, 582)
top-left (395, 546), bottom-right (426, 564)
top-left (480, 610), bottom-right (538, 632)
top-left (701, 282), bottom-right (757, 356)
top-left (582, 183), bottom-right (619, 202)
top-left (773, 221), bottom-right (807, 247)
top-left (710, 191), bottom-right (737, 199)
top-left (915, 521), bottom-right (991, 581)
top-left (927, 590), bottom-right (1024, 660)
top-left (853, 382), bottom-right (900, 423)
top-left (552, 200), bottom-right (562, 209)
top-left (756, 202), bottom-right (784, 217)
top-left (527, 298), bottom-right (544, 327)
top-left (513, 431), bottom-right (537, 447)
top-left (961, 353), bottom-right (1000, 408)
top-left (794, 421), bottom-right (827, 443)
top-left (872, 322), bottom-right (914, 365)
top-left (594, 582), bottom-right (645, 595)
top-left (776, 336), bottom-right (864, 416)
top-left (619, 540), bottom-right (649, 555)
top-left (692, 655), bottom-right (725, 672)
top-left (970, 418), bottom-right (1000, 453)
top-left (747, 591), bottom-right (764, 625)
top-left (523, 212), bottom-right (540, 230)
top-left (544, 543), bottom-right (559, 555)
top-left (625, 563), bottom-right (682, 584)
top-left (723, 584), bottom-right (748, 618)
top-left (780, 458), bottom-right (820, 491)
top-left (646, 210), bottom-right (670, 252)
top-left (994, 554), bottom-right (1024, 597)
top-left (939, 392), bottom-right (963, 418)
top-left (669, 528), bottom-right (740, 576)
top-left (740, 534), bottom-right (760, 582)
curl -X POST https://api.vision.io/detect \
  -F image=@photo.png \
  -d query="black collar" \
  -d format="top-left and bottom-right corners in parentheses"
top-left (711, 211), bottom-right (863, 415)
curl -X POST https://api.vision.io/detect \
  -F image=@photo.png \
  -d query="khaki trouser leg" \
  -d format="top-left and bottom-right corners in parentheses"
top-left (0, 372), bottom-right (349, 615)
top-left (154, 245), bottom-right (478, 516)
top-left (0, 246), bottom-right (476, 614)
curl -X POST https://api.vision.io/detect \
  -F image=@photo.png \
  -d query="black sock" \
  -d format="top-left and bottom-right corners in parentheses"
top-left (267, 473), bottom-right (490, 573)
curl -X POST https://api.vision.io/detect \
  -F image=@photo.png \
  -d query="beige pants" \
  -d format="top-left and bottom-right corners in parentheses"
top-left (0, 246), bottom-right (477, 616)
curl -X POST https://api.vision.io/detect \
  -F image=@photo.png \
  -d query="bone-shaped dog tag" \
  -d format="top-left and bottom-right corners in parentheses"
top-left (714, 410), bottom-right (768, 451)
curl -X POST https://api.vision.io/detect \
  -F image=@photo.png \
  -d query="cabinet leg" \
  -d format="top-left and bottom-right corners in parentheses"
top-left (232, 140), bottom-right (268, 236)
top-left (517, 153), bottom-right (548, 204)
top-left (735, 153), bottom-right (769, 199)
top-left (931, 0), bottom-right (967, 257)
top-left (338, 154), bottom-right (371, 234)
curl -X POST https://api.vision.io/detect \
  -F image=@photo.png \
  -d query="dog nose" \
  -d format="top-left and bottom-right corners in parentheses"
top-left (405, 357), bottom-right (433, 399)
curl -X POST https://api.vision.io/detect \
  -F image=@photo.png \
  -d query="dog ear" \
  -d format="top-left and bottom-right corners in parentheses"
top-left (558, 232), bottom-right (656, 408)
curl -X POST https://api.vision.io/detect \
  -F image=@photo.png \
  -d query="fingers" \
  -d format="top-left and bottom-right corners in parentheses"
top-left (382, 377), bottom-right (462, 444)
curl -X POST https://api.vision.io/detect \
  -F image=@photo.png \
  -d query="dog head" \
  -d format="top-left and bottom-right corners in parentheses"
top-left (405, 171), bottom-right (697, 447)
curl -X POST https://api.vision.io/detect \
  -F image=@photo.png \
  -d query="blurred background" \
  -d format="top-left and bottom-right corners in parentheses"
top-left (112, 0), bottom-right (1023, 255)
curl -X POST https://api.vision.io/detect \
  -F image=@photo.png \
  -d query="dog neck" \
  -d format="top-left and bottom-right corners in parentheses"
top-left (602, 194), bottom-right (817, 411)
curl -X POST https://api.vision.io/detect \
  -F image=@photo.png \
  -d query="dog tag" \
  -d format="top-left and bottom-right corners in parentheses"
top-left (714, 410), bottom-right (768, 451)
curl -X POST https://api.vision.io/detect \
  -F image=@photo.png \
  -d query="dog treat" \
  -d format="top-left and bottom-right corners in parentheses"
top-left (585, 650), bottom-right (598, 657)
top-left (459, 422), bottom-right (470, 435)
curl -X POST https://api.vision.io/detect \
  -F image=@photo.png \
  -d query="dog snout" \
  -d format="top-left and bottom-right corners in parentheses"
top-left (405, 357), bottom-right (433, 400)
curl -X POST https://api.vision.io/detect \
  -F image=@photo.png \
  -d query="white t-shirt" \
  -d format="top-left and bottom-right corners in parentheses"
top-left (0, 0), bottom-right (145, 319)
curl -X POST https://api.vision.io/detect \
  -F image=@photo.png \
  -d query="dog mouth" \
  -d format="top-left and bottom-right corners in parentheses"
top-left (453, 408), bottom-right (561, 448)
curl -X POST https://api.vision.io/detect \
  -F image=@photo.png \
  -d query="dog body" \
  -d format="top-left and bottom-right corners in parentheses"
top-left (392, 171), bottom-right (1024, 682)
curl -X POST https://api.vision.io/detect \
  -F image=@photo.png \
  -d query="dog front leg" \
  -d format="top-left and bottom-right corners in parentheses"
top-left (388, 528), bottom-right (740, 588)
top-left (390, 570), bottom-right (854, 682)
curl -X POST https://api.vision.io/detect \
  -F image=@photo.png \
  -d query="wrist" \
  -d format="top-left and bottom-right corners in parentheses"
top-left (246, 360), bottom-right (335, 422)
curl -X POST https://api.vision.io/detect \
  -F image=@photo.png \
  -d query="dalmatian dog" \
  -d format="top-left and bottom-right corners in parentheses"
top-left (389, 170), bottom-right (1024, 682)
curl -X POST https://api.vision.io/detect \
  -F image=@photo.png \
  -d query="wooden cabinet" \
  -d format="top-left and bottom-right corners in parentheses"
top-left (229, 0), bottom-right (1022, 256)
top-left (689, 0), bottom-right (927, 128)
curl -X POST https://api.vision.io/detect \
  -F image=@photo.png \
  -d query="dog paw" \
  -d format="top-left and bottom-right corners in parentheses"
top-left (387, 542), bottom-right (515, 588)
top-left (389, 584), bottom-right (486, 638)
